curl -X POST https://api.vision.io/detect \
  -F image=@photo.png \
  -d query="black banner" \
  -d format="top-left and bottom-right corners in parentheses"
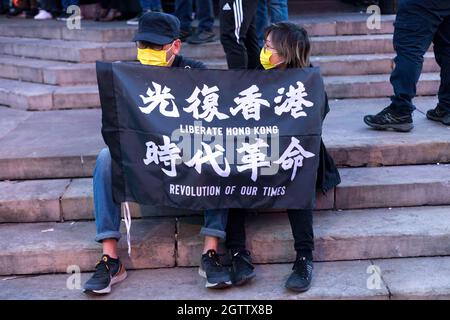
top-left (97, 61), bottom-right (326, 210)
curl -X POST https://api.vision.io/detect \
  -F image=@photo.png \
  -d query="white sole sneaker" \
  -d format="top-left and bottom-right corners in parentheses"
top-left (86, 266), bottom-right (127, 295)
top-left (198, 268), bottom-right (232, 289)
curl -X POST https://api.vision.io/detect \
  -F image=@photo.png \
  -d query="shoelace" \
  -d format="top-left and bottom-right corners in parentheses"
top-left (293, 257), bottom-right (311, 278)
top-left (233, 250), bottom-right (254, 270)
top-left (205, 250), bottom-right (224, 268)
top-left (122, 202), bottom-right (132, 257)
top-left (92, 259), bottom-right (110, 279)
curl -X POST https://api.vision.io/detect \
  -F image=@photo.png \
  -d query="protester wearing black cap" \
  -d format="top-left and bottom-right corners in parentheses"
top-left (83, 12), bottom-right (232, 295)
top-left (133, 12), bottom-right (205, 68)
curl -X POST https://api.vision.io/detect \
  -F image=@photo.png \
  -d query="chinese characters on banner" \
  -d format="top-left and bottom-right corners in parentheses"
top-left (97, 62), bottom-right (326, 210)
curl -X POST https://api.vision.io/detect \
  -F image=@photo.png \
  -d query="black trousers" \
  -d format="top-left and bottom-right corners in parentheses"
top-left (39, 0), bottom-right (59, 12)
top-left (226, 209), bottom-right (314, 253)
top-left (219, 0), bottom-right (260, 69)
top-left (390, 0), bottom-right (450, 114)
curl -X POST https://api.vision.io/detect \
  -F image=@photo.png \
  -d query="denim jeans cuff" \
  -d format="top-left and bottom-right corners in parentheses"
top-left (200, 227), bottom-right (226, 240)
top-left (95, 231), bottom-right (122, 243)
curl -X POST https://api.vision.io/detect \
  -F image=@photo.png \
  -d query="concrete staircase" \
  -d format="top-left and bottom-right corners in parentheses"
top-left (0, 11), bottom-right (449, 300)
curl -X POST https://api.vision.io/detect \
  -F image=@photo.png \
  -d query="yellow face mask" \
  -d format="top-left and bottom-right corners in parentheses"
top-left (260, 48), bottom-right (284, 70)
top-left (137, 44), bottom-right (174, 67)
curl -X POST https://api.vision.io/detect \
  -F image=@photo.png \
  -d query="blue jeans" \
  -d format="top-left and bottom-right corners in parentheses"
top-left (140, 0), bottom-right (162, 11)
top-left (390, 0), bottom-right (450, 114)
top-left (256, 0), bottom-right (288, 47)
top-left (202, 209), bottom-right (228, 239)
top-left (93, 148), bottom-right (228, 242)
top-left (174, 0), bottom-right (214, 33)
top-left (61, 0), bottom-right (79, 10)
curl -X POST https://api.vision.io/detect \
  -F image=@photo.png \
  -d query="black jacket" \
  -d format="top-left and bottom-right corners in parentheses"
top-left (317, 94), bottom-right (341, 194)
top-left (172, 55), bottom-right (206, 69)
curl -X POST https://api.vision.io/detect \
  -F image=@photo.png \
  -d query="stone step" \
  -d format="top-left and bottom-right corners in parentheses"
top-left (0, 18), bottom-right (137, 42)
top-left (4, 256), bottom-right (450, 300)
top-left (1, 162), bottom-right (450, 223)
top-left (1, 96), bottom-right (448, 180)
top-left (178, 53), bottom-right (440, 76)
top-left (0, 260), bottom-right (387, 300)
top-left (312, 52), bottom-right (439, 76)
top-left (0, 178), bottom-right (332, 223)
top-left (177, 206), bottom-right (450, 266)
top-left (0, 218), bottom-right (175, 276)
top-left (0, 71), bottom-right (440, 110)
top-left (0, 78), bottom-right (99, 110)
top-left (0, 13), bottom-right (396, 42)
top-left (324, 72), bottom-right (440, 99)
top-left (0, 55), bottom-right (97, 86)
top-left (0, 34), bottom-right (425, 63)
top-left (0, 53), bottom-right (440, 86)
top-left (1, 206), bottom-right (450, 276)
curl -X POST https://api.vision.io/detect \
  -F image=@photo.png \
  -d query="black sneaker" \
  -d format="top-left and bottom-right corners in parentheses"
top-left (187, 30), bottom-right (216, 45)
top-left (179, 29), bottom-right (192, 42)
top-left (126, 10), bottom-right (151, 25)
top-left (230, 250), bottom-right (256, 286)
top-left (6, 7), bottom-right (23, 17)
top-left (25, 8), bottom-right (39, 19)
top-left (198, 249), bottom-right (232, 289)
top-left (56, 12), bottom-right (71, 21)
top-left (83, 254), bottom-right (127, 295)
top-left (363, 106), bottom-right (414, 132)
top-left (285, 256), bottom-right (313, 293)
top-left (426, 106), bottom-right (450, 125)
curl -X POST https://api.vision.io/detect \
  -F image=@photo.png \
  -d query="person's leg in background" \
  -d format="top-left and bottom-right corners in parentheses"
top-left (34, 0), bottom-right (55, 19)
top-left (83, 148), bottom-right (127, 295)
top-left (244, 15), bottom-right (261, 69)
top-left (256, 0), bottom-right (268, 48)
top-left (126, 0), bottom-right (152, 25)
top-left (285, 209), bottom-right (314, 292)
top-left (364, 0), bottom-right (444, 132)
top-left (269, 0), bottom-right (288, 23)
top-left (174, 0), bottom-right (193, 41)
top-left (61, 0), bottom-right (79, 11)
top-left (139, 0), bottom-right (152, 12)
top-left (98, 0), bottom-right (122, 22)
top-left (186, 0), bottom-right (215, 44)
top-left (427, 15), bottom-right (450, 125)
top-left (57, 0), bottom-right (79, 20)
top-left (199, 209), bottom-right (232, 289)
top-left (225, 209), bottom-right (256, 285)
top-left (149, 0), bottom-right (162, 12)
top-left (219, 0), bottom-right (259, 69)
top-left (1, 0), bottom-right (10, 14)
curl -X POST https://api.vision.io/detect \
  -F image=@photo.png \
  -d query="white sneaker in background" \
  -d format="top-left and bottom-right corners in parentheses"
top-left (34, 9), bottom-right (52, 20)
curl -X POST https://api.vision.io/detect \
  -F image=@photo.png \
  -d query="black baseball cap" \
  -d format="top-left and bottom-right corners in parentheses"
top-left (132, 12), bottom-right (181, 45)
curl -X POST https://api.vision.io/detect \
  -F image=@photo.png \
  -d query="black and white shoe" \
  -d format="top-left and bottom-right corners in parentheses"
top-left (230, 250), bottom-right (256, 286)
top-left (187, 30), bottom-right (216, 44)
top-left (198, 250), bottom-right (232, 289)
top-left (83, 254), bottom-right (127, 295)
top-left (426, 106), bottom-right (450, 125)
top-left (126, 10), bottom-right (151, 25)
top-left (364, 106), bottom-right (414, 132)
top-left (285, 256), bottom-right (313, 293)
